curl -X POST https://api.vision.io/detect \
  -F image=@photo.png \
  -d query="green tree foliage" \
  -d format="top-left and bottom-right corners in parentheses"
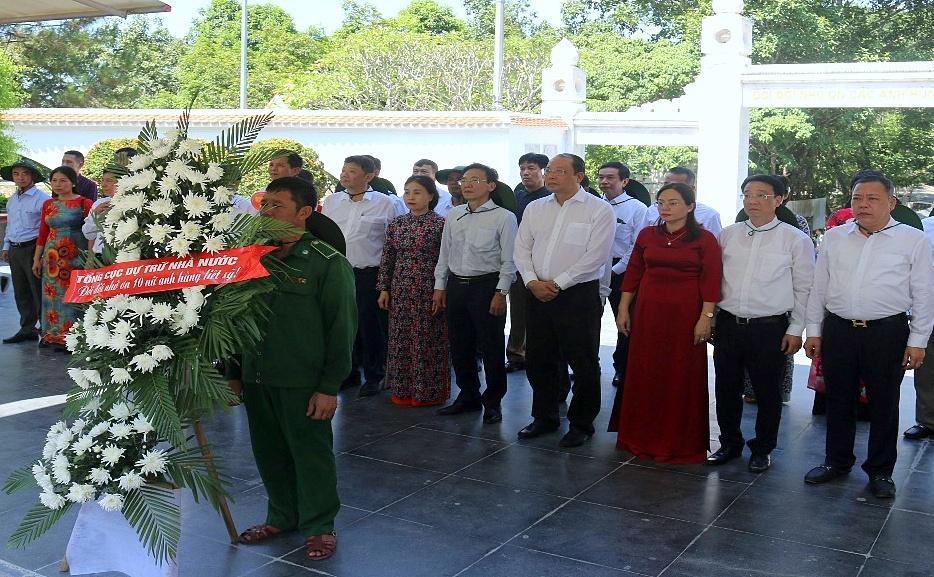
top-left (585, 144), bottom-right (697, 191)
top-left (392, 0), bottom-right (465, 34)
top-left (0, 48), bottom-right (22, 165)
top-left (165, 0), bottom-right (323, 109)
top-left (1, 17), bottom-right (181, 108)
top-left (84, 137), bottom-right (140, 181)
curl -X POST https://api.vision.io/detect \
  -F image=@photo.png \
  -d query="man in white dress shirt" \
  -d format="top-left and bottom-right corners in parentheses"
top-left (322, 155), bottom-right (405, 396)
top-left (803, 172), bottom-right (934, 498)
top-left (904, 214), bottom-right (934, 441)
top-left (513, 154), bottom-right (615, 447)
top-left (412, 159), bottom-right (453, 217)
top-left (642, 167), bottom-right (722, 237)
top-left (433, 163), bottom-right (517, 424)
top-left (598, 161), bottom-right (648, 388)
top-left (707, 175), bottom-right (815, 473)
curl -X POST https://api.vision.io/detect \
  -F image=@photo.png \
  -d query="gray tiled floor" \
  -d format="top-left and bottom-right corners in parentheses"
top-left (1, 292), bottom-right (933, 577)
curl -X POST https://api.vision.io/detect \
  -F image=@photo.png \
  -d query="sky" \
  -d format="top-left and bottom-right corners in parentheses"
top-left (154, 1), bottom-right (564, 37)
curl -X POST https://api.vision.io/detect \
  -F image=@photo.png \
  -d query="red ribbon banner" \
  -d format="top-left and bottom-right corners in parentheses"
top-left (64, 245), bottom-right (277, 304)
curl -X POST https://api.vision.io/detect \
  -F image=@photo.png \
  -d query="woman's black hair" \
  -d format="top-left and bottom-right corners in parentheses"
top-left (404, 175), bottom-right (439, 210)
top-left (654, 181), bottom-right (702, 241)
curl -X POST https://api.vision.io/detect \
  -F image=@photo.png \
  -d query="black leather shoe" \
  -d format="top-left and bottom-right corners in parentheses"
top-left (706, 446), bottom-right (743, 466)
top-left (517, 420), bottom-right (559, 439)
top-left (3, 332), bottom-right (38, 344)
top-left (611, 371), bottom-right (622, 388)
top-left (505, 360), bottom-right (525, 373)
top-left (559, 428), bottom-right (592, 448)
top-left (437, 400), bottom-right (482, 416)
top-left (357, 381), bottom-right (381, 397)
top-left (482, 407), bottom-right (502, 424)
top-left (903, 424), bottom-right (933, 440)
top-left (748, 454), bottom-right (771, 473)
top-left (868, 475), bottom-right (896, 499)
top-left (804, 465), bottom-right (849, 484)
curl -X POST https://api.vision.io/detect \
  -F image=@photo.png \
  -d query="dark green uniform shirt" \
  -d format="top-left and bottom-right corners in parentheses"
top-left (240, 233), bottom-right (357, 395)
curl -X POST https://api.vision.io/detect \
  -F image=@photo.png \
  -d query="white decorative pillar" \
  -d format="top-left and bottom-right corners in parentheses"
top-left (696, 0), bottom-right (752, 220)
top-left (541, 38), bottom-right (587, 156)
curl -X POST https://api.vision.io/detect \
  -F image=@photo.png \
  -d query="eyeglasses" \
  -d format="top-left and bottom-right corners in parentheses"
top-left (740, 193), bottom-right (774, 201)
top-left (655, 200), bottom-right (684, 208)
top-left (543, 168), bottom-right (570, 176)
top-left (458, 177), bottom-right (489, 185)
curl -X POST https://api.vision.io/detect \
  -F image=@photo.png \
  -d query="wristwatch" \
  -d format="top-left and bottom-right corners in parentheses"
top-left (703, 312), bottom-right (714, 318)
top-left (552, 281), bottom-right (561, 292)
top-left (497, 289), bottom-right (509, 296)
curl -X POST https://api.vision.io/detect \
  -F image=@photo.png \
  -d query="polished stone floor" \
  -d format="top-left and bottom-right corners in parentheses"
top-left (0, 291), bottom-right (933, 577)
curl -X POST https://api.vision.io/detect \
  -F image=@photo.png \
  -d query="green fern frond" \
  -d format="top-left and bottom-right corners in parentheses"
top-left (7, 502), bottom-right (73, 549)
top-left (3, 465), bottom-right (35, 495)
top-left (123, 485), bottom-right (180, 566)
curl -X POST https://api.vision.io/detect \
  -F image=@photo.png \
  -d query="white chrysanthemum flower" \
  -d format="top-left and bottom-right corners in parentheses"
top-left (169, 236), bottom-right (192, 257)
top-left (118, 471), bottom-right (145, 491)
top-left (162, 128), bottom-right (180, 143)
top-left (89, 467), bottom-right (111, 486)
top-left (109, 422), bottom-right (133, 440)
top-left (82, 397), bottom-right (103, 415)
top-left (51, 454), bottom-right (71, 484)
top-left (108, 294), bottom-right (132, 311)
top-left (100, 445), bottom-right (126, 466)
top-left (202, 235), bottom-right (225, 253)
top-left (114, 218), bottom-right (139, 242)
top-left (179, 220), bottom-right (202, 241)
top-left (49, 421), bottom-right (68, 436)
top-left (210, 211), bottom-right (235, 232)
top-left (67, 368), bottom-right (89, 390)
top-left (82, 370), bottom-right (102, 387)
top-left (147, 223), bottom-right (174, 245)
top-left (183, 286), bottom-right (206, 308)
top-left (205, 162), bottom-right (224, 182)
top-left (87, 325), bottom-right (111, 349)
top-left (64, 331), bottom-right (80, 352)
top-left (136, 449), bottom-right (168, 476)
top-left (127, 153), bottom-right (153, 172)
top-left (212, 186), bottom-right (233, 205)
top-left (135, 168), bottom-right (158, 189)
top-left (40, 491), bottom-right (67, 510)
top-left (100, 307), bottom-right (119, 323)
top-left (70, 418), bottom-right (87, 433)
top-left (131, 415), bottom-right (154, 435)
top-left (111, 319), bottom-right (133, 337)
top-left (130, 353), bottom-right (158, 373)
top-left (109, 402), bottom-right (134, 420)
top-left (150, 345), bottom-right (174, 362)
top-left (66, 483), bottom-right (96, 503)
top-left (71, 434), bottom-right (94, 456)
top-left (147, 197), bottom-right (176, 217)
top-left (115, 247), bottom-right (141, 263)
top-left (149, 302), bottom-right (175, 323)
top-left (113, 192), bottom-right (146, 213)
top-left (164, 158), bottom-right (188, 180)
top-left (158, 177), bottom-right (180, 196)
top-left (84, 306), bottom-right (99, 326)
top-left (89, 421), bottom-right (111, 437)
top-left (32, 462), bottom-right (46, 478)
top-left (182, 168), bottom-right (209, 187)
top-left (182, 194), bottom-right (212, 218)
top-left (110, 367), bottom-right (133, 385)
top-left (128, 297), bottom-right (153, 317)
top-left (150, 143), bottom-right (172, 160)
top-left (171, 310), bottom-right (199, 335)
top-left (41, 440), bottom-right (57, 460)
top-left (177, 139), bottom-right (202, 158)
top-left (98, 492), bottom-right (125, 512)
top-left (107, 332), bottom-right (132, 354)
top-left (105, 203), bottom-right (126, 223)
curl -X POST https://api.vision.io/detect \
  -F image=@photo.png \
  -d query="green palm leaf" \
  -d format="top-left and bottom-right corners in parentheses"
top-left (7, 502), bottom-right (73, 549)
top-left (130, 374), bottom-right (186, 448)
top-left (136, 119), bottom-right (159, 155)
top-left (3, 465), bottom-right (34, 495)
top-left (123, 485), bottom-right (180, 566)
top-left (202, 111), bottom-right (275, 169)
top-left (163, 446), bottom-right (229, 509)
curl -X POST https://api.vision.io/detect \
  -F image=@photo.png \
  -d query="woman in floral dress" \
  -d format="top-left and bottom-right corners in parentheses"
top-left (32, 166), bottom-right (92, 349)
top-left (377, 175), bottom-right (449, 406)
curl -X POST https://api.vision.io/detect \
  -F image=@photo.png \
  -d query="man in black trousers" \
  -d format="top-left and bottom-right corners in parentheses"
top-left (707, 175), bottom-right (814, 473)
top-left (433, 163), bottom-right (517, 424)
top-left (513, 154), bottom-right (615, 447)
top-left (803, 172), bottom-right (933, 498)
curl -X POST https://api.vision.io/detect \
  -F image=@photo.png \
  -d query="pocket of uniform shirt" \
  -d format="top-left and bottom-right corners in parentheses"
top-left (564, 223), bottom-right (591, 246)
top-left (467, 227), bottom-right (499, 252)
top-left (360, 216), bottom-right (388, 236)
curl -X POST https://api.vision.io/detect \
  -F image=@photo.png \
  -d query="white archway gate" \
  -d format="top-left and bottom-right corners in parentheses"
top-left (553, 0), bottom-right (934, 220)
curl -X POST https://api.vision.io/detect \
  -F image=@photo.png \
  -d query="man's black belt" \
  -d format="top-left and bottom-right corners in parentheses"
top-left (353, 266), bottom-right (379, 272)
top-left (450, 272), bottom-right (499, 284)
top-left (720, 310), bottom-right (789, 325)
top-left (826, 311), bottom-right (907, 328)
top-left (8, 239), bottom-right (37, 248)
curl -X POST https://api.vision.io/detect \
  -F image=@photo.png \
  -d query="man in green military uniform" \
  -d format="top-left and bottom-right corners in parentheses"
top-left (227, 176), bottom-right (356, 561)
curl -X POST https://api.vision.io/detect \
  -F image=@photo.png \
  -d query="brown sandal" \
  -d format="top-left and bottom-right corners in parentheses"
top-left (304, 531), bottom-right (336, 561)
top-left (238, 523), bottom-right (283, 544)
